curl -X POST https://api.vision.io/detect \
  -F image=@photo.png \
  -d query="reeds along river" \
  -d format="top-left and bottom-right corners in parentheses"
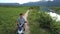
top-left (48, 12), bottom-right (60, 21)
top-left (40, 7), bottom-right (60, 21)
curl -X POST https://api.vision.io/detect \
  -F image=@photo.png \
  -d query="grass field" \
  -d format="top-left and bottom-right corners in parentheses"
top-left (0, 6), bottom-right (60, 34)
top-left (0, 6), bottom-right (29, 34)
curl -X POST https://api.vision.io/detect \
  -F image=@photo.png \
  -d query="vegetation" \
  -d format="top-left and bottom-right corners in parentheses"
top-left (28, 8), bottom-right (51, 34)
top-left (28, 7), bottom-right (60, 34)
top-left (0, 6), bottom-right (29, 34)
top-left (50, 7), bottom-right (60, 14)
top-left (0, 6), bottom-right (60, 34)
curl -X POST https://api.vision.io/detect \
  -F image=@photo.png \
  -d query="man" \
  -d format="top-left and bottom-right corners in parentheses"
top-left (16, 13), bottom-right (27, 31)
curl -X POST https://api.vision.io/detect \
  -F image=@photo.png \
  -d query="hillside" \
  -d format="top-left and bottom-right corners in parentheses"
top-left (0, 0), bottom-right (60, 6)
top-left (21, 0), bottom-right (60, 6)
top-left (0, 3), bottom-right (20, 6)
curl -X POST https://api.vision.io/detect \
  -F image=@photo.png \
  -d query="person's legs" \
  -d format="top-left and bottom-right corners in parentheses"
top-left (24, 23), bottom-right (26, 31)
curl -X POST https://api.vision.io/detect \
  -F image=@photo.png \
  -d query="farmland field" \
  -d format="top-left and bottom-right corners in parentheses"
top-left (0, 6), bottom-right (29, 34)
top-left (0, 6), bottom-right (60, 34)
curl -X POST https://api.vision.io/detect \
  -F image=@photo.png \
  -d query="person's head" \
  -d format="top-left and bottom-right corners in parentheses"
top-left (19, 13), bottom-right (23, 18)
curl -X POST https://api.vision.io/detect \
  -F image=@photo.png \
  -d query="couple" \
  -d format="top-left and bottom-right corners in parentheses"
top-left (16, 13), bottom-right (27, 34)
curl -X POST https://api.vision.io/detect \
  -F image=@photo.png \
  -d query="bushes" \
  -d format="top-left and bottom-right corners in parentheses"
top-left (28, 7), bottom-right (60, 34)
top-left (38, 12), bottom-right (60, 34)
top-left (50, 7), bottom-right (60, 14)
top-left (50, 21), bottom-right (60, 34)
top-left (28, 11), bottom-right (52, 34)
top-left (38, 12), bottom-right (53, 29)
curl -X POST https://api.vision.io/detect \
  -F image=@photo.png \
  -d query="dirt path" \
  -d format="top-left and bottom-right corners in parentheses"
top-left (23, 10), bottom-right (30, 34)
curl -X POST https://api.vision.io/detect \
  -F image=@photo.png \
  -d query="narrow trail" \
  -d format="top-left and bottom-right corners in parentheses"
top-left (23, 10), bottom-right (30, 34)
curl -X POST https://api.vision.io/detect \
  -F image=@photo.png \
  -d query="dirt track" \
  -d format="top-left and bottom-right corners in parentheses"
top-left (23, 10), bottom-right (30, 34)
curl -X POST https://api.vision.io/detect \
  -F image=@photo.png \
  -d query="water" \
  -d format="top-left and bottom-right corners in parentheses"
top-left (39, 7), bottom-right (60, 21)
top-left (48, 12), bottom-right (60, 21)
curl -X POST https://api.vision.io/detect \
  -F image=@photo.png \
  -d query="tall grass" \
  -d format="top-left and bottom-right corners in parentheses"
top-left (28, 9), bottom-right (51, 34)
top-left (28, 7), bottom-right (60, 34)
top-left (0, 6), bottom-right (29, 34)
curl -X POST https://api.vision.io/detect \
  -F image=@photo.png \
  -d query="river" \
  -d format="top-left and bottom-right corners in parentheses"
top-left (39, 7), bottom-right (60, 21)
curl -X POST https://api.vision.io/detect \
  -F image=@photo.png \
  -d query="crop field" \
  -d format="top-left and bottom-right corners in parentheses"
top-left (0, 6), bottom-right (29, 34)
top-left (0, 6), bottom-right (60, 34)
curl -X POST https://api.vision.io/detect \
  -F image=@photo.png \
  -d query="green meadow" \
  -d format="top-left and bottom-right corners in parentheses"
top-left (0, 6), bottom-right (60, 34)
top-left (0, 6), bottom-right (29, 34)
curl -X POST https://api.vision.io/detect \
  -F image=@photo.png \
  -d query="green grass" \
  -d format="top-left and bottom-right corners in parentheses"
top-left (28, 7), bottom-right (60, 34)
top-left (0, 6), bottom-right (60, 34)
top-left (0, 6), bottom-right (29, 34)
top-left (28, 8), bottom-right (51, 34)
top-left (50, 7), bottom-right (60, 14)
